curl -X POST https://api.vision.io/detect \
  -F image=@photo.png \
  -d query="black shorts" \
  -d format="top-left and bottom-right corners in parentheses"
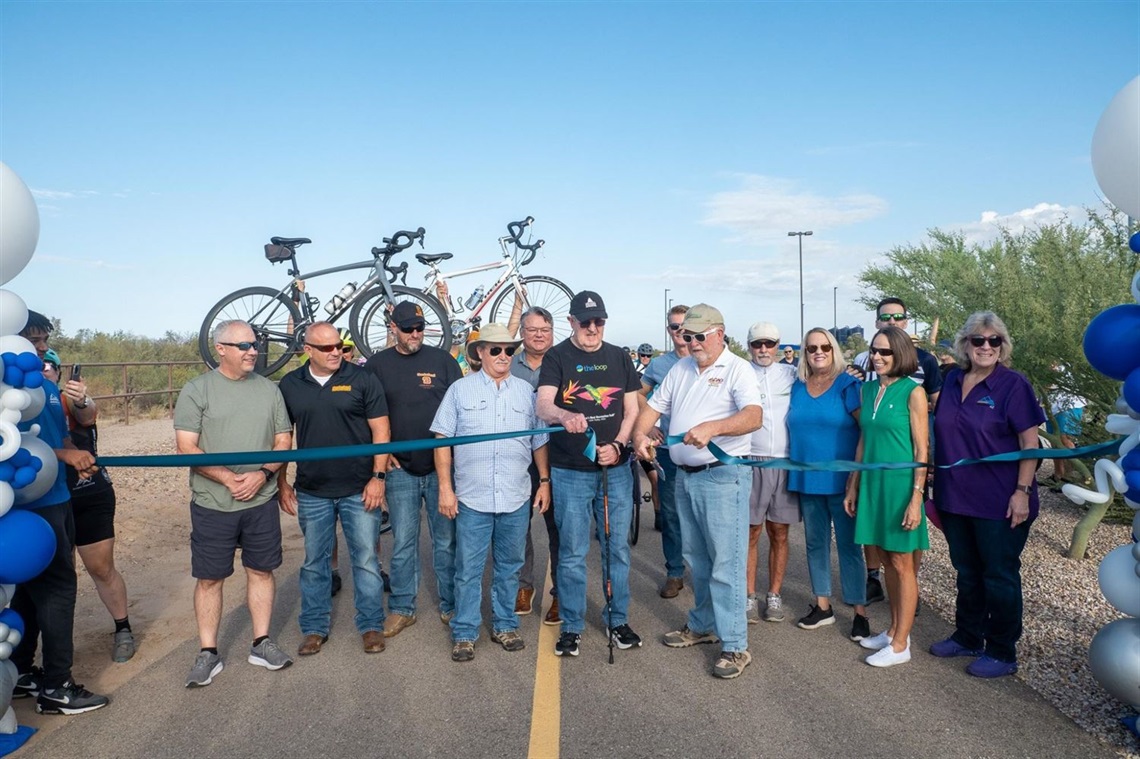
top-left (190, 498), bottom-right (283, 580)
top-left (72, 487), bottom-right (116, 547)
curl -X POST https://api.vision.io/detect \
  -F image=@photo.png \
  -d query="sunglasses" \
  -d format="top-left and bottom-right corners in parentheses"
top-left (969, 335), bottom-right (1003, 348)
top-left (805, 344), bottom-right (833, 354)
top-left (869, 346), bottom-right (895, 357)
top-left (667, 323), bottom-right (684, 331)
top-left (219, 341), bottom-right (257, 351)
top-left (878, 313), bottom-right (908, 322)
top-left (750, 339), bottom-right (778, 349)
top-left (483, 345), bottom-right (518, 357)
top-left (577, 318), bottom-right (606, 329)
top-left (681, 328), bottom-right (718, 344)
top-left (397, 324), bottom-right (426, 334)
top-left (306, 342), bottom-right (344, 353)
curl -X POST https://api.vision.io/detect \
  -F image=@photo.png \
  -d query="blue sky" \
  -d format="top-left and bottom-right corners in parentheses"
top-left (2, 0), bottom-right (1137, 350)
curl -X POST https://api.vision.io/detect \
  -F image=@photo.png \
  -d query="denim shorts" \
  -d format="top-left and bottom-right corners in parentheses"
top-left (190, 498), bottom-right (283, 579)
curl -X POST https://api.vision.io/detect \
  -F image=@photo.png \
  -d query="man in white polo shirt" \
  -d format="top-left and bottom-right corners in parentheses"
top-left (632, 304), bottom-right (762, 680)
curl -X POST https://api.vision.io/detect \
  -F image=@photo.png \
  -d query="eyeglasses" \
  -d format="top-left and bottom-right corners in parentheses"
top-left (869, 346), bottom-right (895, 357)
top-left (784, 348), bottom-right (794, 353)
top-left (523, 327), bottom-right (553, 335)
top-left (219, 341), bottom-right (258, 351)
top-left (577, 318), bottom-right (606, 329)
top-left (483, 345), bottom-right (518, 357)
top-left (969, 335), bottom-right (1003, 348)
top-left (681, 328), bottom-right (718, 344)
top-left (667, 323), bottom-right (684, 331)
top-left (805, 344), bottom-right (833, 354)
top-left (342, 346), bottom-right (355, 354)
top-left (306, 342), bottom-right (344, 353)
top-left (750, 339), bottom-right (778, 349)
top-left (878, 313), bottom-right (908, 322)
top-left (397, 324), bottom-right (426, 334)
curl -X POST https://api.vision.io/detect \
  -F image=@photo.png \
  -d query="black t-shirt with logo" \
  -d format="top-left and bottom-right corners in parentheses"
top-left (538, 339), bottom-right (641, 471)
top-left (365, 345), bottom-right (461, 476)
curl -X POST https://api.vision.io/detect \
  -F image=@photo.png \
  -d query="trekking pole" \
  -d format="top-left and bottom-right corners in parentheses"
top-left (602, 464), bottom-right (614, 665)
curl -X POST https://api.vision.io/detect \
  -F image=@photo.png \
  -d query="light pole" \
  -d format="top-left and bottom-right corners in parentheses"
top-left (788, 231), bottom-right (813, 341)
top-left (833, 286), bottom-right (838, 332)
top-left (664, 288), bottom-right (670, 319)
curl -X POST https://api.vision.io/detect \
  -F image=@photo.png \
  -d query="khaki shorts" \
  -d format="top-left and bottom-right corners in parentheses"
top-left (748, 460), bottom-right (801, 526)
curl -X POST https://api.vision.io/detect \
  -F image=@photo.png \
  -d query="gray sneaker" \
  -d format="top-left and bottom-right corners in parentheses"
top-left (713, 650), bottom-right (753, 679)
top-left (113, 630), bottom-right (136, 662)
top-left (662, 626), bottom-right (719, 648)
top-left (746, 594), bottom-right (760, 625)
top-left (186, 651), bottom-right (223, 688)
top-left (248, 638), bottom-right (293, 671)
top-left (764, 592), bottom-right (785, 623)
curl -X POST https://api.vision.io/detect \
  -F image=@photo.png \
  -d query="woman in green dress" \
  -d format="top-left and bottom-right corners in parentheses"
top-left (844, 326), bottom-right (929, 668)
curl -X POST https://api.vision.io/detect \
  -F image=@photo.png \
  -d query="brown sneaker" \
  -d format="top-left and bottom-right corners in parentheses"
top-left (515, 587), bottom-right (536, 615)
top-left (543, 598), bottom-right (561, 626)
top-left (383, 613), bottom-right (416, 638)
top-left (660, 577), bottom-right (684, 599)
top-left (451, 641), bottom-right (475, 662)
top-left (297, 634), bottom-right (327, 656)
top-left (362, 631), bottom-right (385, 654)
top-left (491, 629), bottom-right (526, 652)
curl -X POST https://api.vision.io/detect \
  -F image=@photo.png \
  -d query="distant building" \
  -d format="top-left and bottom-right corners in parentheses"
top-left (831, 325), bottom-right (864, 344)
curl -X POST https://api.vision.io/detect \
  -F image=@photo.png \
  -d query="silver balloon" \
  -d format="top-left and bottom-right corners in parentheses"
top-left (0, 659), bottom-right (15, 734)
top-left (1099, 545), bottom-right (1140, 617)
top-left (12, 431), bottom-right (58, 505)
top-left (1088, 618), bottom-right (1140, 709)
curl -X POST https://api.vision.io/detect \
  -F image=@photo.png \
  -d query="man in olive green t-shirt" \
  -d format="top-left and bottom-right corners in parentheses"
top-left (173, 320), bottom-right (293, 687)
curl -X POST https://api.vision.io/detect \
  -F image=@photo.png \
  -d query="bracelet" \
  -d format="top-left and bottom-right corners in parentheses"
top-left (538, 477), bottom-right (551, 484)
top-left (913, 485), bottom-right (923, 493)
top-left (259, 467), bottom-right (274, 481)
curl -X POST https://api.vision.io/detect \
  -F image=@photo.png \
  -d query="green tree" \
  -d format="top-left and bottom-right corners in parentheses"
top-left (725, 335), bottom-right (748, 359)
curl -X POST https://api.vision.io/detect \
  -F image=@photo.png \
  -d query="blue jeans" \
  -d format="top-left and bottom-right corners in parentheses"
top-left (385, 468), bottom-right (456, 617)
top-left (657, 449), bottom-right (683, 579)
top-left (296, 490), bottom-right (385, 636)
top-left (451, 502), bottom-right (530, 642)
top-left (800, 493), bottom-right (867, 605)
top-left (939, 510), bottom-right (1031, 663)
top-left (552, 464), bottom-right (633, 634)
top-left (676, 465), bottom-right (749, 652)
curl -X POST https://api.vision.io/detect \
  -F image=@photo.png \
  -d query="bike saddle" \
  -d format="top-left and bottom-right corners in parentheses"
top-left (415, 252), bottom-right (453, 265)
top-left (269, 236), bottom-right (312, 247)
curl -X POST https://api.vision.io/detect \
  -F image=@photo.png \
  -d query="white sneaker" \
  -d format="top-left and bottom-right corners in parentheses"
top-left (866, 642), bottom-right (911, 668)
top-left (859, 630), bottom-right (891, 650)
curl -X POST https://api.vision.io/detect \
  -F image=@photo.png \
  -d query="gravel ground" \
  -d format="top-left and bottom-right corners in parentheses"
top-left (921, 460), bottom-right (1139, 757)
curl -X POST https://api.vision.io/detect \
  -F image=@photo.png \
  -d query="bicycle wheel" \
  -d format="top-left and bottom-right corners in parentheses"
top-left (198, 286), bottom-right (302, 375)
top-left (350, 285), bottom-right (452, 357)
top-left (488, 275), bottom-right (574, 342)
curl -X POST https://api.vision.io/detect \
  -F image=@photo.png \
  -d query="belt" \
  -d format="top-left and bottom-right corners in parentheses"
top-left (678, 462), bottom-right (725, 474)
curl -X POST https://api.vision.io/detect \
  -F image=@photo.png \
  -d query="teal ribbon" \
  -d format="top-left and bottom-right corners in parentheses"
top-left (663, 435), bottom-right (1123, 473)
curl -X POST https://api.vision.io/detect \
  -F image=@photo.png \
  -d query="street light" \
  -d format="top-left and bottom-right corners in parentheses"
top-left (833, 286), bottom-right (838, 332)
top-left (664, 288), bottom-right (670, 319)
top-left (788, 231), bottom-right (813, 341)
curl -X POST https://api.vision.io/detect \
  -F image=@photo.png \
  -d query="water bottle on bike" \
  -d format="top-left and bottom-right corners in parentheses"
top-left (464, 285), bottom-right (485, 311)
top-left (325, 282), bottom-right (358, 315)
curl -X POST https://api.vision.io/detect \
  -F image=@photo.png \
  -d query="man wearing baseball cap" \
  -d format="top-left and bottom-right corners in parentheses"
top-left (536, 291), bottom-right (644, 657)
top-left (744, 322), bottom-right (799, 625)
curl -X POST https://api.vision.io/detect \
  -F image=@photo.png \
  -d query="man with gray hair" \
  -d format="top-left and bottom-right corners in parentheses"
top-left (633, 304), bottom-right (763, 679)
top-left (174, 320), bottom-right (294, 687)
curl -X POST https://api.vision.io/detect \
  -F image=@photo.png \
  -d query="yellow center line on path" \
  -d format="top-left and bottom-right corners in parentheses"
top-left (527, 560), bottom-right (560, 759)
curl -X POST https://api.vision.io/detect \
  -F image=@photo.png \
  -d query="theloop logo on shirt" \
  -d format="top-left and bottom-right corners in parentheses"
top-left (576, 364), bottom-right (608, 372)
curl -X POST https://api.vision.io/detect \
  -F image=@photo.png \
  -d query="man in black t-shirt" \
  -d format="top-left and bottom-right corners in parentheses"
top-left (279, 322), bottom-right (391, 656)
top-left (365, 301), bottom-right (462, 637)
top-left (536, 291), bottom-right (643, 657)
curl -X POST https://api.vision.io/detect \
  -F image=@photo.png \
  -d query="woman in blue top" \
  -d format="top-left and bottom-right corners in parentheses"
top-left (786, 327), bottom-right (869, 641)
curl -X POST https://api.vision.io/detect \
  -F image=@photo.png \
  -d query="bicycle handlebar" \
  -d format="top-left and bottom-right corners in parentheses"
top-left (372, 226), bottom-right (425, 283)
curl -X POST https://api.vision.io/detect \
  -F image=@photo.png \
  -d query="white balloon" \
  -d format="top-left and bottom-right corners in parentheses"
top-left (0, 164), bottom-right (40, 287)
top-left (0, 292), bottom-right (27, 337)
top-left (1091, 76), bottom-right (1140, 219)
top-left (12, 432), bottom-right (58, 505)
top-left (0, 385), bottom-right (45, 423)
top-left (0, 642), bottom-right (10, 661)
top-left (0, 585), bottom-right (12, 608)
top-left (1098, 544), bottom-right (1140, 617)
top-left (1088, 618), bottom-right (1140, 709)
top-left (0, 334), bottom-right (37, 358)
top-left (0, 483), bottom-right (11, 519)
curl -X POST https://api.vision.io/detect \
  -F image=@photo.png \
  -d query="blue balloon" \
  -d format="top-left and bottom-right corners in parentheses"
top-left (0, 462), bottom-right (13, 482)
top-left (0, 509), bottom-right (57, 585)
top-left (12, 468), bottom-right (34, 489)
top-left (14, 353), bottom-right (40, 372)
top-left (0, 608), bottom-right (23, 638)
top-left (1130, 231), bottom-right (1140, 254)
top-left (0, 352), bottom-right (15, 367)
top-left (1083, 304), bottom-right (1140, 381)
top-left (10, 449), bottom-right (30, 468)
top-left (23, 371), bottom-right (43, 389)
top-left (3, 366), bottom-right (22, 386)
top-left (1127, 468), bottom-right (1140, 493)
top-left (1122, 449), bottom-right (1140, 472)
top-left (1124, 367), bottom-right (1140, 418)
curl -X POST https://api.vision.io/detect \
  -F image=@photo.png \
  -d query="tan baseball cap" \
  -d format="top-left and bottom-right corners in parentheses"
top-left (747, 322), bottom-right (779, 343)
top-left (681, 303), bottom-right (725, 332)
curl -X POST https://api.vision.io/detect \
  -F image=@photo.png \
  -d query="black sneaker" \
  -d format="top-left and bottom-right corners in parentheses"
top-left (866, 574), bottom-right (885, 604)
top-left (13, 666), bottom-right (43, 699)
top-left (850, 613), bottom-right (871, 641)
top-left (609, 624), bottom-right (642, 650)
top-left (796, 604), bottom-right (836, 630)
top-left (380, 509), bottom-right (392, 535)
top-left (331, 571), bottom-right (343, 597)
top-left (554, 631), bottom-right (580, 657)
top-left (36, 681), bottom-right (110, 715)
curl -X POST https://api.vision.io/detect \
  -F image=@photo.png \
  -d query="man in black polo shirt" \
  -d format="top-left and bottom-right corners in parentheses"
top-left (278, 322), bottom-right (391, 656)
top-left (365, 301), bottom-right (462, 637)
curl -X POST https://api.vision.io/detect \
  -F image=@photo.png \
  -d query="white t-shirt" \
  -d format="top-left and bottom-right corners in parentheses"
top-left (647, 349), bottom-right (763, 466)
top-left (748, 361), bottom-right (796, 457)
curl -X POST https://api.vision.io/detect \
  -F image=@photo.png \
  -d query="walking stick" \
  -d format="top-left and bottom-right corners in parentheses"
top-left (602, 464), bottom-right (614, 665)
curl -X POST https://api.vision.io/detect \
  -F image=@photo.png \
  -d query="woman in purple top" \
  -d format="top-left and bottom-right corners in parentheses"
top-left (786, 328), bottom-right (869, 641)
top-left (930, 311), bottom-right (1045, 678)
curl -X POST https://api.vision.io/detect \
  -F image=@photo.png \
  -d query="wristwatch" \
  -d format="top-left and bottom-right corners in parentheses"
top-left (75, 395), bottom-right (90, 409)
top-left (373, 471), bottom-right (387, 481)
top-left (538, 477), bottom-right (551, 484)
top-left (259, 467), bottom-right (274, 481)
top-left (1016, 483), bottom-right (1032, 495)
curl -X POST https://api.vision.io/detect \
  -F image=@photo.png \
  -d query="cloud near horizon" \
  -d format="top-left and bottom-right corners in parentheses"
top-left (950, 202), bottom-right (1084, 244)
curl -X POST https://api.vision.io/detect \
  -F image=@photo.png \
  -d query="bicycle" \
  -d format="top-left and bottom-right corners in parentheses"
top-left (197, 227), bottom-right (448, 375)
top-left (350, 216), bottom-right (574, 357)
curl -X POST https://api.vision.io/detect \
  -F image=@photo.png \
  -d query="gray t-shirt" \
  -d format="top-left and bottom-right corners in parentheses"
top-left (174, 370), bottom-right (292, 512)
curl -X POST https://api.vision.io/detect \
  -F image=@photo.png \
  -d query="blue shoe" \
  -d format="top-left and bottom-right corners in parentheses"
top-left (966, 655), bottom-right (1018, 678)
top-left (929, 637), bottom-right (983, 658)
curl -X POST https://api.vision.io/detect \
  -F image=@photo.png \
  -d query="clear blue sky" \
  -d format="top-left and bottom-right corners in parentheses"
top-left (2, 0), bottom-right (1137, 349)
